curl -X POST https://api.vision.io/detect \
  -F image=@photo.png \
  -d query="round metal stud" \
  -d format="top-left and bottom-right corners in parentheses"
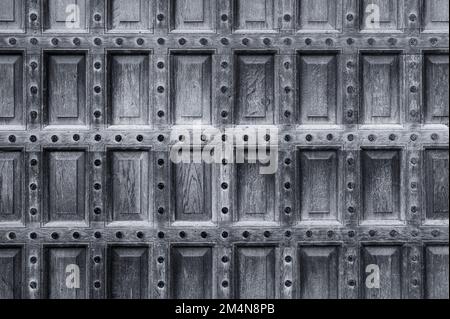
top-left (346, 13), bottom-right (354, 21)
top-left (431, 133), bottom-right (439, 141)
top-left (158, 207), bottom-right (165, 215)
top-left (201, 232), bottom-right (208, 239)
top-left (73, 38), bottom-right (81, 46)
top-left (409, 38), bottom-right (418, 46)
top-left (73, 134), bottom-right (81, 141)
top-left (157, 38), bottom-right (165, 45)
top-left (30, 38), bottom-right (38, 45)
top-left (94, 38), bottom-right (102, 45)
top-left (9, 38), bottom-right (17, 45)
top-left (158, 257), bottom-right (165, 264)
top-left (51, 232), bottom-right (59, 240)
top-left (263, 38), bottom-right (271, 45)
top-left (388, 38), bottom-right (397, 46)
top-left (94, 207), bottom-right (102, 215)
top-left (157, 135), bottom-right (165, 142)
top-left (94, 281), bottom-right (101, 289)
top-left (30, 86), bottom-right (38, 94)
top-left (30, 256), bottom-right (38, 264)
top-left (115, 231), bottom-right (123, 239)
top-left (157, 110), bottom-right (165, 118)
top-left (73, 232), bottom-right (80, 239)
top-left (221, 38), bottom-right (229, 45)
top-left (305, 38), bottom-right (312, 45)
top-left (94, 232), bottom-right (102, 239)
top-left (178, 38), bottom-right (186, 45)
top-left (221, 14), bottom-right (228, 22)
top-left (51, 135), bottom-right (58, 143)
top-left (325, 38), bottom-right (333, 46)
top-left (8, 135), bottom-right (16, 143)
top-left (94, 86), bottom-right (101, 93)
top-left (221, 231), bottom-right (229, 239)
top-left (137, 38), bottom-right (144, 45)
top-left (30, 135), bottom-right (37, 143)
top-left (157, 14), bottom-right (164, 21)
top-left (30, 208), bottom-right (38, 216)
top-left (94, 13), bottom-right (101, 22)
top-left (409, 13), bottom-right (417, 21)
top-left (30, 13), bottom-right (38, 21)
top-left (347, 38), bottom-right (354, 45)
top-left (51, 38), bottom-right (59, 46)
top-left (94, 183), bottom-right (101, 190)
top-left (305, 134), bottom-right (313, 142)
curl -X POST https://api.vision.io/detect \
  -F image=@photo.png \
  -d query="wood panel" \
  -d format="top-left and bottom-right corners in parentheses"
top-left (298, 246), bottom-right (339, 299)
top-left (0, 0), bottom-right (24, 32)
top-left (0, 151), bottom-right (23, 225)
top-left (44, 246), bottom-right (87, 299)
top-left (298, 53), bottom-right (338, 124)
top-left (42, 0), bottom-right (88, 32)
top-left (361, 53), bottom-right (401, 125)
top-left (424, 149), bottom-right (449, 221)
top-left (424, 54), bottom-right (449, 124)
top-left (297, 0), bottom-right (341, 31)
top-left (235, 246), bottom-right (276, 299)
top-left (233, 0), bottom-right (276, 32)
top-left (425, 245), bottom-right (449, 299)
top-left (0, 247), bottom-right (22, 299)
top-left (108, 53), bottom-right (151, 127)
top-left (362, 150), bottom-right (401, 223)
top-left (235, 54), bottom-right (275, 125)
top-left (106, 0), bottom-right (153, 32)
top-left (43, 52), bottom-right (87, 127)
top-left (171, 53), bottom-right (212, 125)
top-left (170, 246), bottom-right (213, 299)
top-left (299, 150), bottom-right (338, 223)
top-left (422, 0), bottom-right (449, 32)
top-left (172, 158), bottom-right (212, 222)
top-left (361, 245), bottom-right (403, 299)
top-left (107, 150), bottom-right (151, 224)
top-left (108, 246), bottom-right (150, 299)
top-left (360, 0), bottom-right (400, 31)
top-left (170, 0), bottom-right (215, 32)
top-left (0, 53), bottom-right (23, 128)
top-left (44, 150), bottom-right (87, 225)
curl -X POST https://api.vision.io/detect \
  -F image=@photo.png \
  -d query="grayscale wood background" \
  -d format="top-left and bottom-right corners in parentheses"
top-left (0, 0), bottom-right (448, 299)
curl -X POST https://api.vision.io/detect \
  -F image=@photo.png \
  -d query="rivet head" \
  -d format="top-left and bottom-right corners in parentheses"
top-left (389, 134), bottom-right (397, 141)
top-left (221, 86), bottom-right (228, 93)
top-left (30, 13), bottom-right (38, 21)
top-left (431, 230), bottom-right (440, 237)
top-left (200, 38), bottom-right (208, 45)
top-left (411, 279), bottom-right (419, 287)
top-left (115, 135), bottom-right (122, 142)
top-left (157, 38), bottom-right (165, 45)
top-left (30, 86), bottom-right (38, 95)
top-left (409, 38), bottom-right (418, 46)
top-left (327, 230), bottom-right (334, 238)
top-left (221, 207), bottom-right (229, 214)
top-left (410, 109), bottom-right (418, 117)
top-left (51, 38), bottom-right (59, 46)
top-left (221, 14), bottom-right (228, 22)
top-left (137, 38), bottom-right (144, 45)
top-left (157, 62), bottom-right (165, 69)
top-left (284, 110), bottom-right (291, 118)
top-left (94, 110), bottom-right (102, 118)
top-left (368, 38), bottom-right (375, 45)
top-left (9, 38), bottom-right (17, 45)
top-left (410, 86), bottom-right (418, 93)
top-left (94, 86), bottom-right (101, 93)
top-left (158, 183), bottom-right (165, 190)
top-left (116, 38), bottom-right (123, 45)
top-left (222, 256), bottom-right (229, 263)
top-left (305, 134), bottom-right (313, 142)
top-left (30, 61), bottom-right (38, 70)
top-left (263, 38), bottom-right (271, 45)
top-left (305, 38), bottom-right (312, 45)
top-left (51, 135), bottom-right (58, 143)
top-left (285, 230), bottom-right (292, 238)
top-left (221, 281), bottom-right (229, 288)
top-left (411, 158), bottom-right (419, 167)
top-left (410, 134), bottom-right (418, 141)
top-left (348, 280), bottom-right (356, 287)
top-left (221, 231), bottom-right (229, 238)
top-left (284, 135), bottom-right (291, 142)
top-left (347, 157), bottom-right (355, 165)
top-left (368, 134), bottom-right (376, 142)
top-left (431, 133), bottom-right (439, 141)
top-left (8, 135), bottom-right (16, 143)
top-left (347, 134), bottom-right (354, 142)
top-left (30, 208), bottom-right (38, 216)
top-left (284, 14), bottom-right (291, 21)
top-left (430, 38), bottom-right (438, 46)
top-left (390, 230), bottom-right (397, 237)
top-left (178, 38), bottom-right (186, 45)
top-left (157, 86), bottom-right (165, 93)
top-left (388, 38), bottom-right (397, 45)
top-left (158, 207), bottom-right (165, 215)
top-left (30, 38), bottom-right (38, 45)
top-left (30, 282), bottom-right (38, 289)
top-left (346, 13), bottom-right (354, 21)
top-left (285, 256), bottom-right (292, 263)
top-left (157, 13), bottom-right (164, 21)
top-left (264, 231), bottom-right (271, 238)
top-left (348, 230), bottom-right (356, 238)
top-left (285, 280), bottom-right (292, 287)
top-left (221, 182), bottom-right (228, 190)
top-left (221, 38), bottom-right (229, 45)
top-left (136, 135), bottom-right (144, 142)
top-left (347, 38), bottom-right (354, 45)
top-left (94, 207), bottom-right (102, 215)
top-left (221, 61), bottom-right (228, 68)
top-left (306, 230), bottom-right (313, 238)
top-left (242, 38), bottom-right (250, 45)
top-left (94, 134), bottom-right (102, 142)
top-left (221, 110), bottom-right (229, 118)
top-left (409, 13), bottom-right (417, 21)
top-left (73, 38), bottom-right (81, 46)
top-left (94, 13), bottom-right (101, 21)
top-left (157, 110), bottom-right (165, 118)
top-left (30, 135), bottom-right (37, 143)
top-left (93, 256), bottom-right (101, 264)
top-left (242, 231), bottom-right (250, 238)
top-left (201, 232), bottom-right (208, 238)
top-left (94, 38), bottom-right (102, 45)
top-left (369, 230), bottom-right (377, 237)
top-left (30, 159), bottom-right (38, 166)
top-left (325, 38), bottom-right (333, 46)
top-left (94, 281), bottom-right (101, 289)
top-left (158, 257), bottom-right (165, 264)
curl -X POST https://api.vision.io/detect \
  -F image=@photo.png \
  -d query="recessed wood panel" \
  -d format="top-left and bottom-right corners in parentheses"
top-left (170, 0), bottom-right (215, 32)
top-left (172, 159), bottom-right (212, 222)
top-left (424, 54), bottom-right (449, 124)
top-left (108, 246), bottom-right (150, 299)
top-left (0, 0), bottom-right (24, 32)
top-left (107, 0), bottom-right (153, 32)
top-left (297, 0), bottom-right (341, 31)
top-left (299, 150), bottom-right (338, 222)
top-left (43, 0), bottom-right (88, 32)
top-left (171, 54), bottom-right (212, 125)
top-left (362, 246), bottom-right (402, 299)
top-left (360, 0), bottom-right (400, 31)
top-left (425, 149), bottom-right (449, 220)
top-left (44, 247), bottom-right (87, 299)
top-left (362, 150), bottom-right (401, 222)
top-left (234, 0), bottom-right (275, 32)
top-left (298, 54), bottom-right (337, 125)
top-left (236, 160), bottom-right (275, 222)
top-left (0, 54), bottom-right (23, 127)
top-left (108, 53), bottom-right (150, 126)
top-left (44, 53), bottom-right (87, 127)
top-left (236, 246), bottom-right (276, 299)
top-left (425, 245), bottom-right (449, 299)
top-left (170, 246), bottom-right (213, 299)
top-left (298, 246), bottom-right (339, 299)
top-left (0, 151), bottom-right (23, 224)
top-left (44, 151), bottom-right (87, 225)
top-left (235, 54), bottom-right (275, 125)
top-left (361, 54), bottom-right (400, 124)
top-left (107, 150), bottom-right (151, 224)
top-left (422, 0), bottom-right (449, 32)
top-left (0, 247), bottom-right (22, 299)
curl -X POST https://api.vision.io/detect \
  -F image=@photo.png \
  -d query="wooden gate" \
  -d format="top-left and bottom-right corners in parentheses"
top-left (0, 0), bottom-right (448, 299)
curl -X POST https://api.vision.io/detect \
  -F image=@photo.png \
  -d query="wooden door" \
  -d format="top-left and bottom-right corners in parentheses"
top-left (0, 0), bottom-right (448, 299)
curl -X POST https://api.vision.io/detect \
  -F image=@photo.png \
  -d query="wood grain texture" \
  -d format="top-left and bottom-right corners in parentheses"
top-left (422, 0), bottom-right (449, 32)
top-left (234, 0), bottom-right (275, 31)
top-left (0, 151), bottom-right (22, 224)
top-left (424, 54), bottom-right (449, 124)
top-left (171, 54), bottom-right (212, 124)
top-left (43, 0), bottom-right (87, 32)
top-left (108, 53), bottom-right (150, 126)
top-left (44, 246), bottom-right (87, 299)
top-left (108, 246), bottom-right (150, 299)
top-left (0, 247), bottom-right (22, 299)
top-left (361, 53), bottom-right (400, 125)
top-left (236, 246), bottom-right (276, 299)
top-left (107, 0), bottom-right (153, 32)
top-left (44, 53), bottom-right (87, 127)
top-left (44, 151), bottom-right (87, 224)
top-left (425, 149), bottom-right (449, 220)
top-left (170, 0), bottom-right (214, 32)
top-left (299, 150), bottom-right (338, 222)
top-left (298, 246), bottom-right (339, 299)
top-left (170, 246), bottom-right (213, 299)
top-left (235, 54), bottom-right (275, 124)
top-left (362, 150), bottom-right (401, 222)
top-left (0, 54), bottom-right (23, 127)
top-left (297, 0), bottom-right (341, 31)
top-left (362, 245), bottom-right (403, 299)
top-left (0, 0), bottom-right (23, 32)
top-left (425, 245), bottom-right (449, 299)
